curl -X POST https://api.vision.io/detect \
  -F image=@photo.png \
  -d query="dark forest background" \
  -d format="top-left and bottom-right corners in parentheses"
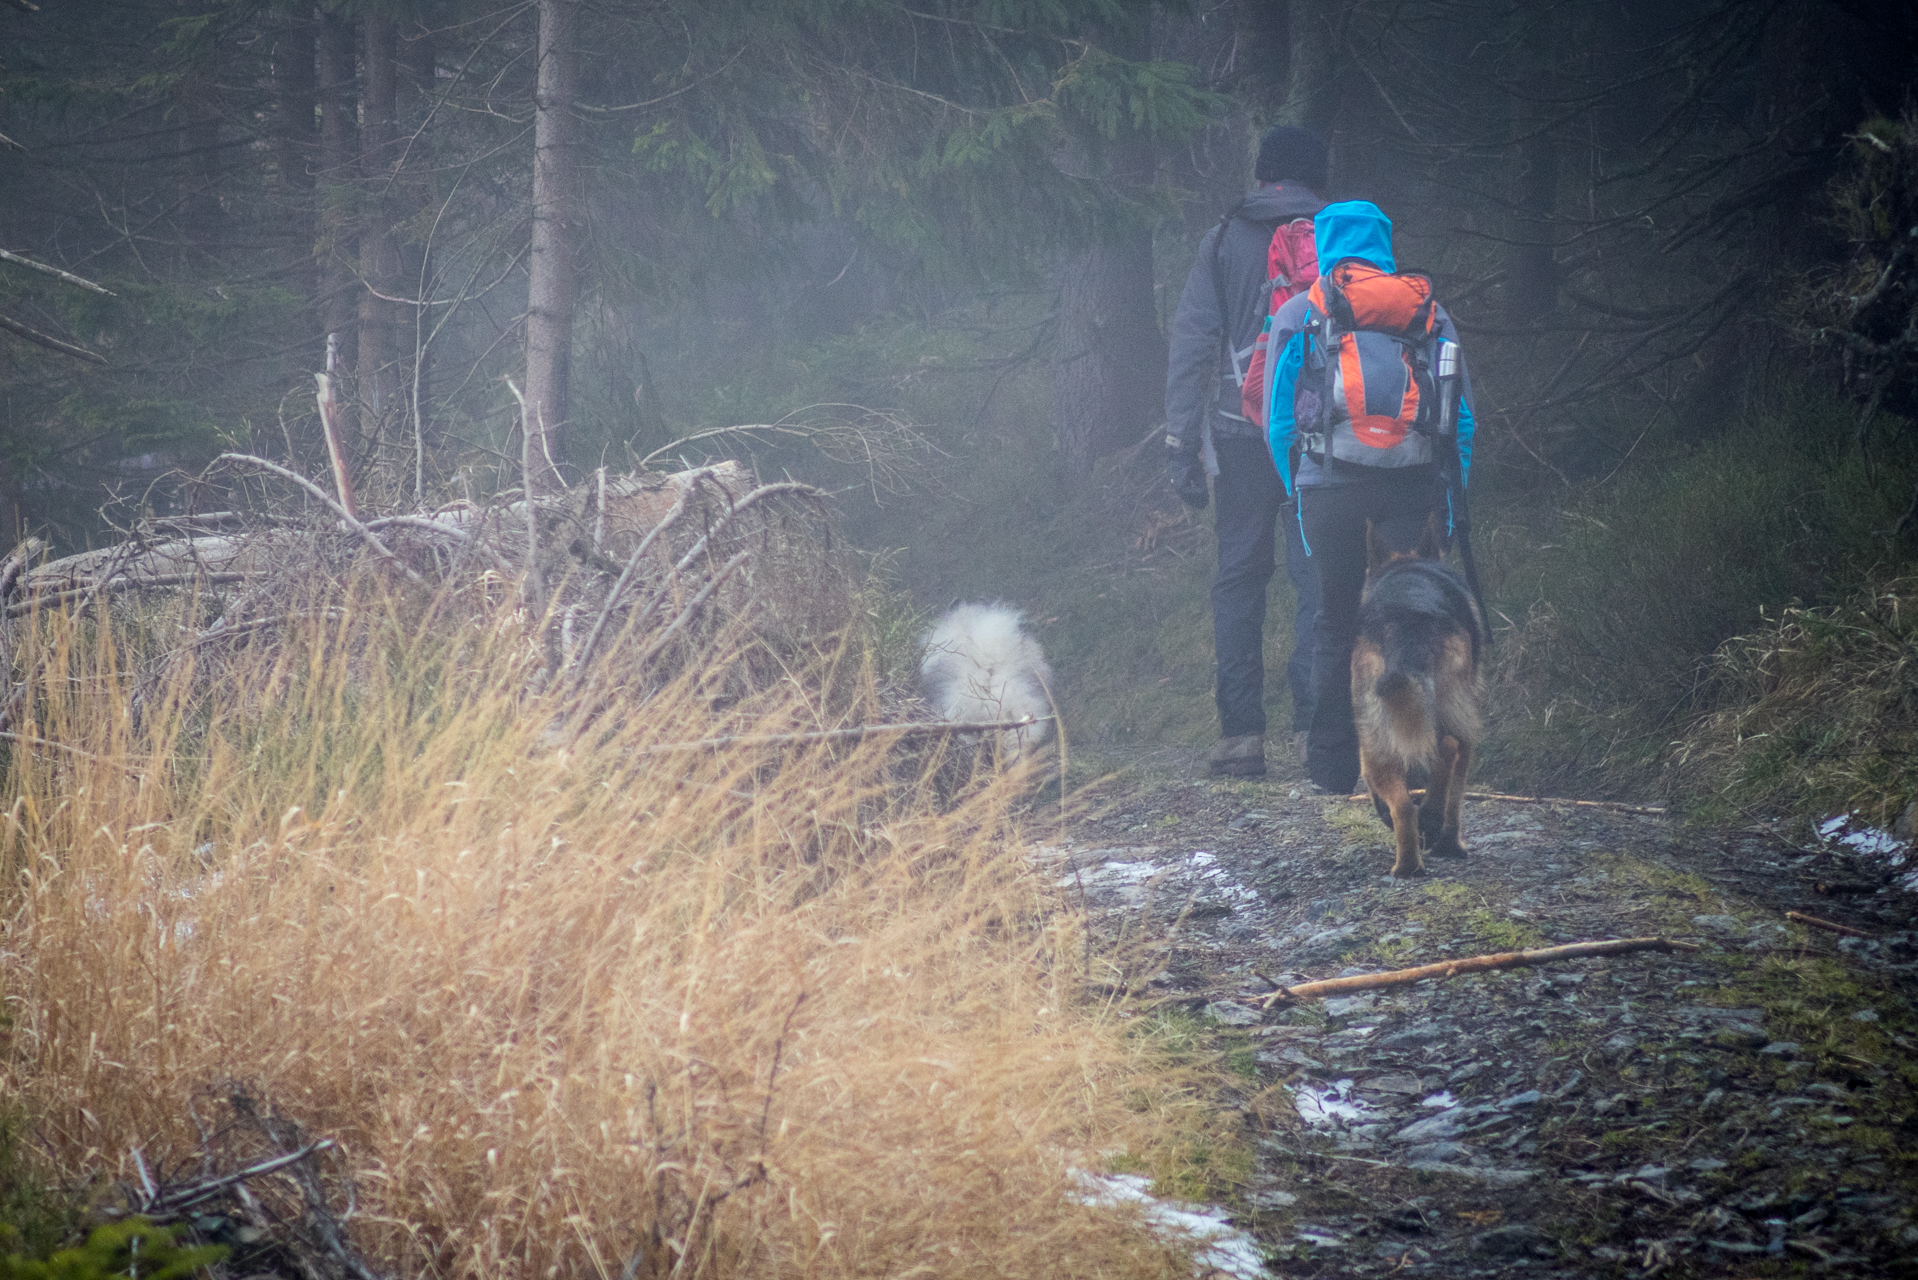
top-left (4, 0), bottom-right (1918, 809)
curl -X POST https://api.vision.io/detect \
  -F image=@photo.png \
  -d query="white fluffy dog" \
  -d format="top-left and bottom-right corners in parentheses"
top-left (919, 602), bottom-right (1055, 759)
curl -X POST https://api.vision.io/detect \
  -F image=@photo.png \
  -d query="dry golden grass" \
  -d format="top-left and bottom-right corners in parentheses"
top-left (0, 588), bottom-right (1205, 1279)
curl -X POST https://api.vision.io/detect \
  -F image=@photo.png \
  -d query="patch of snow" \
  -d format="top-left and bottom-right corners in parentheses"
top-left (1071, 1171), bottom-right (1267, 1280)
top-left (1817, 813), bottom-right (1909, 864)
top-left (1064, 859), bottom-right (1162, 889)
top-left (1288, 1078), bottom-right (1378, 1127)
top-left (1419, 1090), bottom-right (1458, 1109)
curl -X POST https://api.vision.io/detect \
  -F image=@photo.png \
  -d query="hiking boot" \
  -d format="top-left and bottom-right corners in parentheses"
top-left (1305, 734), bottom-right (1359, 794)
top-left (1204, 734), bottom-right (1266, 778)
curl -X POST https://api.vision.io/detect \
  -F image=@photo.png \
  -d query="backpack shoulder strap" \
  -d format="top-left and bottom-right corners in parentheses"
top-left (1207, 197), bottom-right (1250, 312)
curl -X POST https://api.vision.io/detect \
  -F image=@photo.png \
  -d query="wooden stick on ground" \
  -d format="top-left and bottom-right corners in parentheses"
top-left (1786, 910), bottom-right (1876, 939)
top-left (1345, 788), bottom-right (1665, 815)
top-left (1259, 937), bottom-right (1697, 1008)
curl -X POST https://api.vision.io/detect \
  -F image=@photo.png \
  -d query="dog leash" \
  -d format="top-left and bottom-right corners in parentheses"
top-left (1436, 340), bottom-right (1491, 649)
top-left (1451, 480), bottom-right (1492, 652)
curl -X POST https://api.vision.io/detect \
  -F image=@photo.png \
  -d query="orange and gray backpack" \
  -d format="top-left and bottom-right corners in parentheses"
top-left (1296, 259), bottom-right (1443, 468)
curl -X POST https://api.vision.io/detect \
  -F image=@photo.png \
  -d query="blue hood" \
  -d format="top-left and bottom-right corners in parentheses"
top-left (1314, 200), bottom-right (1395, 273)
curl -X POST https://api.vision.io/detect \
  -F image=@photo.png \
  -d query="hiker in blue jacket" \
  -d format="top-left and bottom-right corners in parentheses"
top-left (1262, 200), bottom-right (1476, 794)
top-left (1164, 126), bottom-right (1328, 779)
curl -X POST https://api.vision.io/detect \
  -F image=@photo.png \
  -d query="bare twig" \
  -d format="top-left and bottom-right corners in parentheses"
top-left (0, 247), bottom-right (115, 295)
top-left (178, 610), bottom-right (347, 652)
top-left (6, 572), bottom-right (249, 618)
top-left (363, 514), bottom-right (515, 576)
top-left (1786, 910), bottom-right (1875, 940)
top-left (132, 1148), bottom-right (158, 1204)
top-left (227, 1090), bottom-right (389, 1280)
top-left (1259, 937), bottom-right (1696, 1008)
top-left (636, 423), bottom-right (817, 468)
top-left (0, 311), bottom-right (107, 364)
top-left (210, 454), bottom-right (420, 583)
top-left (640, 714), bottom-right (1055, 756)
top-left (569, 468), bottom-right (716, 678)
top-left (632, 550), bottom-right (752, 666)
top-left (143, 1141), bottom-right (339, 1218)
top-left (1346, 788), bottom-right (1665, 815)
top-left (0, 730), bottom-right (97, 759)
top-left (759, 992), bottom-right (807, 1150)
top-left (593, 465), bottom-right (606, 554)
top-left (624, 482), bottom-right (825, 638)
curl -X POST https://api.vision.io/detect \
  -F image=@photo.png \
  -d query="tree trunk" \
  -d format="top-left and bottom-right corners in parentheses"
top-left (0, 449), bottom-right (23, 549)
top-left (176, 90), bottom-right (222, 261)
top-left (524, 0), bottom-right (583, 494)
top-left (1053, 233), bottom-right (1166, 486)
top-left (358, 13), bottom-right (402, 438)
top-left (1282, 0), bottom-right (1344, 144)
top-left (1507, 5), bottom-right (1560, 322)
top-left (1049, 13), bottom-right (1165, 491)
top-left (273, 11), bottom-right (316, 200)
top-left (316, 6), bottom-right (359, 435)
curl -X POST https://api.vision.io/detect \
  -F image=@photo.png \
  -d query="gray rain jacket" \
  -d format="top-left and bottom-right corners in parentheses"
top-left (1165, 181), bottom-right (1325, 472)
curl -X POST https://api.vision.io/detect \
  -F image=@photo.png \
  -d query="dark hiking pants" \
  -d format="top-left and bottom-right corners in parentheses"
top-left (1211, 436), bottom-right (1320, 740)
top-left (1298, 467), bottom-right (1443, 793)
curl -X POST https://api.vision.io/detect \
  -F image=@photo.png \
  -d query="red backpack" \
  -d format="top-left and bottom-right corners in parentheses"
top-left (1239, 218), bottom-right (1318, 424)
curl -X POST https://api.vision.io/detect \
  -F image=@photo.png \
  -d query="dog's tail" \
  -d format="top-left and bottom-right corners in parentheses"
top-left (1372, 667), bottom-right (1438, 764)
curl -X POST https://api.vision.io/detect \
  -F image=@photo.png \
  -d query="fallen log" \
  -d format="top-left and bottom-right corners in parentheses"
top-left (5, 457), bottom-right (854, 711)
top-left (1259, 937), bottom-right (1697, 1008)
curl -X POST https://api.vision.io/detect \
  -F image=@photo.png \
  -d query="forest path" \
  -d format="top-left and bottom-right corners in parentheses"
top-left (1050, 747), bottom-right (1918, 1278)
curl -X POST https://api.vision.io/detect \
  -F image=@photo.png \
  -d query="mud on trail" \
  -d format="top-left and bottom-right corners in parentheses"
top-left (1048, 748), bottom-right (1918, 1278)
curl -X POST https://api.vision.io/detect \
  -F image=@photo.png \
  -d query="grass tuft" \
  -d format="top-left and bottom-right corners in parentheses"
top-left (1671, 573), bottom-right (1918, 826)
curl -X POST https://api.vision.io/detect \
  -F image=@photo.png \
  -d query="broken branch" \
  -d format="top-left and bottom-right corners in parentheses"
top-left (0, 247), bottom-right (115, 295)
top-left (6, 572), bottom-right (249, 618)
top-left (314, 369), bottom-right (358, 520)
top-left (0, 311), bottom-right (107, 364)
top-left (632, 549), bottom-right (752, 667)
top-left (1259, 937), bottom-right (1697, 1008)
top-left (571, 467), bottom-right (717, 678)
top-left (641, 715), bottom-right (1056, 756)
top-left (211, 454), bottom-right (420, 583)
top-left (1785, 910), bottom-right (1875, 939)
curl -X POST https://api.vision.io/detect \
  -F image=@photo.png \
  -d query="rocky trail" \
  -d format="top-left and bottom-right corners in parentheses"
top-left (1047, 747), bottom-right (1918, 1278)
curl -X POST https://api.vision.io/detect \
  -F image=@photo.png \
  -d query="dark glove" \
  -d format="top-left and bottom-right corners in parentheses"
top-left (1166, 442), bottom-right (1210, 510)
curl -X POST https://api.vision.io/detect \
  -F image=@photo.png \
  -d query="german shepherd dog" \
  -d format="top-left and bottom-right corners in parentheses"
top-left (1351, 513), bottom-right (1484, 878)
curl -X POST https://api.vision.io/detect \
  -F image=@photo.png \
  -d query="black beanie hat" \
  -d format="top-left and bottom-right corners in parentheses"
top-left (1255, 125), bottom-right (1328, 189)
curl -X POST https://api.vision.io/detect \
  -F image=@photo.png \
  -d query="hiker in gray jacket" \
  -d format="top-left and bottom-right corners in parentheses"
top-left (1164, 126), bottom-right (1327, 777)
